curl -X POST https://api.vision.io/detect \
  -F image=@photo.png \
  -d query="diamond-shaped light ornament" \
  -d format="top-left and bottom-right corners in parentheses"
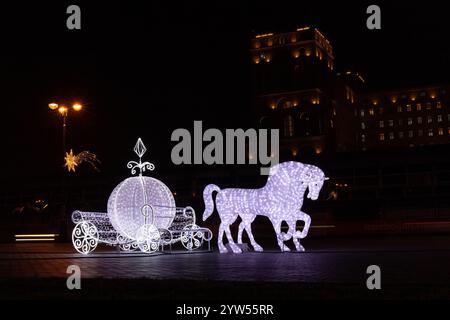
top-left (134, 138), bottom-right (147, 158)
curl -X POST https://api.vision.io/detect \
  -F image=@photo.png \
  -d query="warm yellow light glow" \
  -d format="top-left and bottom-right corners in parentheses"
top-left (48, 103), bottom-right (58, 110)
top-left (372, 100), bottom-right (378, 105)
top-left (64, 149), bottom-right (78, 172)
top-left (270, 104), bottom-right (276, 110)
top-left (315, 147), bottom-right (322, 154)
top-left (410, 95), bottom-right (416, 101)
top-left (293, 100), bottom-right (298, 107)
top-left (58, 106), bottom-right (68, 115)
top-left (15, 234), bottom-right (59, 237)
top-left (15, 238), bottom-right (55, 242)
top-left (391, 97), bottom-right (397, 103)
top-left (296, 26), bottom-right (310, 31)
top-left (430, 92), bottom-right (436, 99)
top-left (293, 50), bottom-right (300, 58)
top-left (291, 148), bottom-right (298, 156)
top-left (255, 33), bottom-right (273, 39)
top-left (73, 103), bottom-right (82, 111)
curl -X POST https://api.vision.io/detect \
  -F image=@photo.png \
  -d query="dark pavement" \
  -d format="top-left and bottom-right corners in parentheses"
top-left (1, 235), bottom-right (450, 299)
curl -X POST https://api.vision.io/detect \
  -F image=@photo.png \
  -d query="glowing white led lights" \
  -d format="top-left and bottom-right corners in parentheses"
top-left (203, 161), bottom-right (328, 253)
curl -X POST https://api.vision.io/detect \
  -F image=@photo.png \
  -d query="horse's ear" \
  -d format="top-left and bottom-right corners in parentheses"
top-left (324, 177), bottom-right (330, 180)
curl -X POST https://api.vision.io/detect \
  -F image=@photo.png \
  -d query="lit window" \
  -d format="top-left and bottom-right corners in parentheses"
top-left (427, 116), bottom-right (432, 124)
top-left (361, 122), bottom-right (366, 130)
top-left (418, 129), bottom-right (423, 137)
top-left (408, 130), bottom-right (413, 138)
top-left (417, 117), bottom-right (422, 124)
top-left (389, 132), bottom-right (394, 140)
top-left (379, 121), bottom-right (384, 128)
top-left (426, 102), bottom-right (432, 110)
top-left (379, 133), bottom-right (385, 141)
top-left (284, 115), bottom-right (294, 137)
top-left (361, 134), bottom-right (366, 142)
top-left (428, 129), bottom-right (434, 137)
top-left (438, 115), bottom-right (443, 122)
top-left (408, 118), bottom-right (413, 125)
top-left (360, 109), bottom-right (365, 117)
top-left (406, 104), bottom-right (412, 112)
top-left (437, 101), bottom-right (442, 109)
top-left (388, 120), bottom-right (394, 127)
top-left (438, 128), bottom-right (444, 135)
top-left (416, 103), bottom-right (422, 111)
top-left (399, 131), bottom-right (404, 138)
top-left (369, 108), bottom-right (374, 116)
top-left (397, 106), bottom-right (402, 113)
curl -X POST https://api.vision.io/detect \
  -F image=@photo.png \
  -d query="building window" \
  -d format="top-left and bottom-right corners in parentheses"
top-left (438, 115), bottom-right (443, 122)
top-left (379, 120), bottom-right (384, 128)
top-left (379, 133), bottom-right (385, 141)
top-left (379, 107), bottom-right (384, 115)
top-left (361, 134), bottom-right (366, 142)
top-left (361, 122), bottom-right (366, 130)
top-left (426, 102), bottom-right (432, 110)
top-left (397, 106), bottom-right (402, 113)
top-left (438, 128), bottom-right (444, 135)
top-left (416, 103), bottom-right (422, 111)
top-left (284, 115), bottom-right (294, 137)
top-left (388, 120), bottom-right (394, 127)
top-left (408, 118), bottom-right (413, 125)
top-left (428, 129), bottom-right (434, 137)
top-left (399, 131), bottom-right (404, 139)
top-left (437, 101), bottom-right (442, 109)
top-left (360, 109), bottom-right (365, 117)
top-left (406, 104), bottom-right (412, 112)
top-left (427, 116), bottom-right (433, 124)
top-left (418, 129), bottom-right (423, 137)
top-left (369, 108), bottom-right (374, 116)
top-left (408, 130), bottom-right (413, 138)
top-left (389, 132), bottom-right (394, 140)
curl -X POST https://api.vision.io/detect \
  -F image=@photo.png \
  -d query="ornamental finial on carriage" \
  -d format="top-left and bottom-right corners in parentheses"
top-left (127, 138), bottom-right (155, 175)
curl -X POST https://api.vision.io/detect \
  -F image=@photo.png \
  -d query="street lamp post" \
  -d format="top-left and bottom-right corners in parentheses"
top-left (48, 102), bottom-right (82, 241)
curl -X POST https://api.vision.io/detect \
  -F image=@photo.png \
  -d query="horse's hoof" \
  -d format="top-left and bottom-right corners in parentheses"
top-left (230, 244), bottom-right (242, 254)
top-left (219, 247), bottom-right (228, 254)
top-left (253, 244), bottom-right (263, 252)
top-left (282, 245), bottom-right (291, 252)
top-left (296, 245), bottom-right (305, 252)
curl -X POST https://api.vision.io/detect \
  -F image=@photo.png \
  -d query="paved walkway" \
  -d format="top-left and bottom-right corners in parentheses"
top-left (1, 236), bottom-right (450, 285)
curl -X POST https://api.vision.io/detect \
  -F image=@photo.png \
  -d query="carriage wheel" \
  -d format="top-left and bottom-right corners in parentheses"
top-left (181, 224), bottom-right (204, 251)
top-left (72, 221), bottom-right (98, 254)
top-left (136, 224), bottom-right (160, 253)
top-left (117, 234), bottom-right (138, 252)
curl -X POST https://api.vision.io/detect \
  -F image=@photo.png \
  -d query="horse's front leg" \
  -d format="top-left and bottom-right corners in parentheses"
top-left (292, 211), bottom-right (311, 252)
top-left (272, 219), bottom-right (292, 252)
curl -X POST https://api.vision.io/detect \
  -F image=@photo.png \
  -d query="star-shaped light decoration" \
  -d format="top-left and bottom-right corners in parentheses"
top-left (65, 149), bottom-right (78, 172)
top-left (64, 149), bottom-right (100, 173)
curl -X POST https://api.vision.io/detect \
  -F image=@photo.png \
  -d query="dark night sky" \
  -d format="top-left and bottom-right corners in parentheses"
top-left (0, 1), bottom-right (449, 185)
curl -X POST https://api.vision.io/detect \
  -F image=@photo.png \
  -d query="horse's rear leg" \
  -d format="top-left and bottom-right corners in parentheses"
top-left (244, 222), bottom-right (263, 252)
top-left (224, 225), bottom-right (242, 254)
top-left (218, 223), bottom-right (228, 253)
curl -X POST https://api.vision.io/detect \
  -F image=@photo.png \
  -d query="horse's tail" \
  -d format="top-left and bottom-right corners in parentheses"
top-left (202, 184), bottom-right (221, 221)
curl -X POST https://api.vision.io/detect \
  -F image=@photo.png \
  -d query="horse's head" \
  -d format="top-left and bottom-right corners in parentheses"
top-left (302, 166), bottom-right (329, 200)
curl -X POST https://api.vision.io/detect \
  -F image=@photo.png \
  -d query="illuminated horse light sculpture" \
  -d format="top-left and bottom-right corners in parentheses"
top-left (203, 161), bottom-right (328, 253)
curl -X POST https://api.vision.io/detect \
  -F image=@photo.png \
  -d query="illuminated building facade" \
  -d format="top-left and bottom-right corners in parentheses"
top-left (358, 86), bottom-right (450, 150)
top-left (251, 27), bottom-right (450, 155)
top-left (251, 27), bottom-right (357, 157)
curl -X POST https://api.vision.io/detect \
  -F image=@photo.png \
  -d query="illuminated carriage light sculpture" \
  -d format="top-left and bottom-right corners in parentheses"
top-left (202, 161), bottom-right (328, 253)
top-left (71, 138), bottom-right (212, 254)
